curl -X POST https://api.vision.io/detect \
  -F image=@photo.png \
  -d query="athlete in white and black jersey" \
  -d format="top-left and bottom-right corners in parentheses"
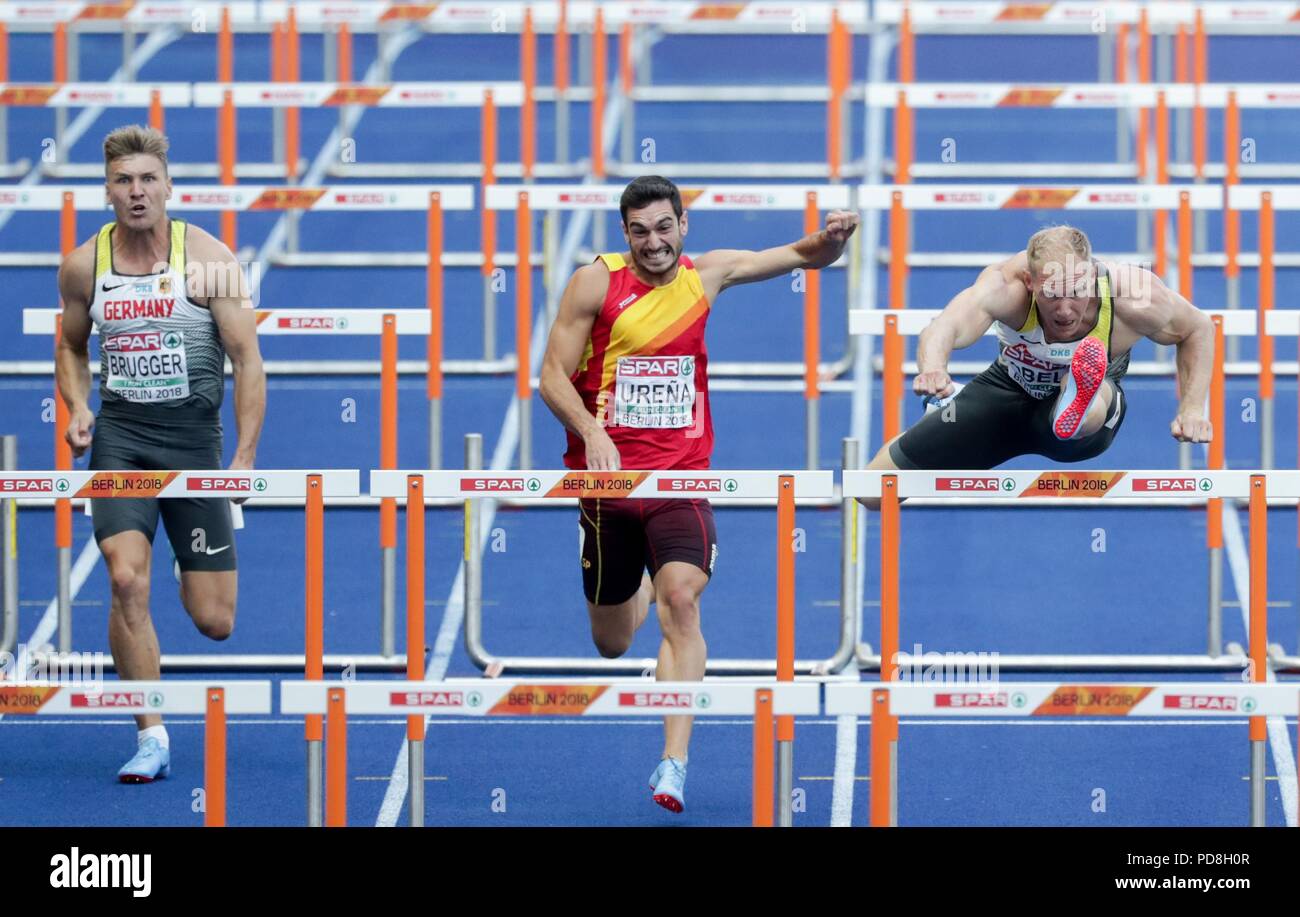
top-left (55, 125), bottom-right (266, 783)
top-left (861, 225), bottom-right (1214, 504)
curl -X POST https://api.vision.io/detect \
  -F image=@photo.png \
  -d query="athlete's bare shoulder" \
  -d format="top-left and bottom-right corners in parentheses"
top-left (972, 251), bottom-right (1032, 325)
top-left (562, 258), bottom-right (612, 318)
top-left (57, 236), bottom-right (97, 309)
top-left (182, 223), bottom-right (249, 304)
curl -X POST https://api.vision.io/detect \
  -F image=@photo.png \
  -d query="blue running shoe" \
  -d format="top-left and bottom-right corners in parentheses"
top-left (650, 756), bottom-right (687, 813)
top-left (118, 738), bottom-right (170, 784)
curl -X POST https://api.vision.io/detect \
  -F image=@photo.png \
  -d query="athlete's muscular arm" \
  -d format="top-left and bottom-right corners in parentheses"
top-left (188, 228), bottom-right (266, 477)
top-left (1113, 265), bottom-right (1214, 444)
top-left (914, 261), bottom-right (1027, 398)
top-left (539, 262), bottom-right (621, 471)
top-left (694, 210), bottom-right (859, 299)
top-left (55, 240), bottom-right (98, 458)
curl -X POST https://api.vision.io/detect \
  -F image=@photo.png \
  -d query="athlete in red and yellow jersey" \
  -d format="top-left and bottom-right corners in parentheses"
top-left (540, 176), bottom-right (858, 813)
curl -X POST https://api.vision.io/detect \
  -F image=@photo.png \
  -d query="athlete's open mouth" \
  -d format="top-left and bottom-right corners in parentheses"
top-left (130, 204), bottom-right (147, 216)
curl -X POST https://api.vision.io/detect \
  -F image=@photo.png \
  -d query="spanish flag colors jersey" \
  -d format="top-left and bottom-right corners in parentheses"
top-left (993, 260), bottom-right (1129, 400)
top-left (564, 252), bottom-right (714, 470)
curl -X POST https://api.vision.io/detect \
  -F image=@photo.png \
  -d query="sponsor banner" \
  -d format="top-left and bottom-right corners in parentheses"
top-left (488, 684), bottom-right (608, 715)
top-left (656, 477), bottom-right (736, 494)
top-left (1002, 187), bottom-right (1079, 209)
top-left (1019, 471), bottom-right (1126, 497)
top-left (73, 472), bottom-right (179, 499)
top-left (459, 476), bottom-right (535, 494)
top-left (0, 686), bottom-right (60, 714)
top-left (617, 691), bottom-right (706, 709)
top-left (249, 188), bottom-right (327, 210)
top-left (935, 476), bottom-right (1005, 493)
top-left (934, 691), bottom-right (1009, 708)
top-left (997, 87), bottom-right (1064, 106)
top-left (324, 86), bottom-right (391, 106)
top-left (0, 477), bottom-right (56, 494)
top-left (0, 86), bottom-right (61, 106)
top-left (389, 690), bottom-right (468, 709)
top-left (544, 472), bottom-right (650, 498)
top-left (1162, 693), bottom-right (1247, 713)
top-left (1032, 684), bottom-right (1153, 716)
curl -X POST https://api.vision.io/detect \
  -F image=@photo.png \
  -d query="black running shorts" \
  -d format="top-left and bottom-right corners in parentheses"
top-left (888, 360), bottom-right (1128, 470)
top-left (88, 406), bottom-right (237, 573)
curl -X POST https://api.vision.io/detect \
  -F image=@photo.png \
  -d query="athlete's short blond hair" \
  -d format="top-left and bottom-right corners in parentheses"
top-left (1026, 225), bottom-right (1091, 280)
top-left (103, 124), bottom-right (169, 176)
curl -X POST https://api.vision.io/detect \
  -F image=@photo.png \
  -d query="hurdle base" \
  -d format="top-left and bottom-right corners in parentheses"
top-left (857, 648), bottom-right (1253, 673)
top-left (29, 652), bottom-right (411, 673)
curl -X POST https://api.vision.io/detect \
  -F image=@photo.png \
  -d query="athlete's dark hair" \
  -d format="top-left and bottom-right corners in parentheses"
top-left (619, 176), bottom-right (683, 225)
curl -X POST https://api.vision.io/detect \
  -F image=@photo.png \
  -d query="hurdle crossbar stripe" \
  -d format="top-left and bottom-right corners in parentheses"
top-left (280, 680), bottom-right (820, 716)
top-left (484, 183), bottom-right (854, 211)
top-left (843, 469), bottom-right (1300, 500)
top-left (0, 680), bottom-right (271, 715)
top-left (369, 470), bottom-right (835, 499)
top-left (0, 83), bottom-right (191, 105)
top-left (826, 682), bottom-right (1300, 718)
top-left (24, 308), bottom-right (439, 336)
top-left (1230, 185), bottom-right (1300, 209)
top-left (0, 185), bottom-right (474, 212)
top-left (864, 83), bottom-right (1300, 109)
top-left (856, 184), bottom-right (1223, 210)
top-left (0, 470), bottom-right (360, 499)
top-left (190, 81), bottom-right (524, 107)
top-left (1266, 311), bottom-right (1300, 335)
top-left (849, 308), bottom-right (1257, 337)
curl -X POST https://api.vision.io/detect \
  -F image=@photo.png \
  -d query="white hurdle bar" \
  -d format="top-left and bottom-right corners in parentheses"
top-left (281, 679), bottom-right (819, 827)
top-left (826, 681), bottom-right (1300, 828)
top-left (0, 679), bottom-right (272, 827)
top-left (845, 469), bottom-right (1297, 825)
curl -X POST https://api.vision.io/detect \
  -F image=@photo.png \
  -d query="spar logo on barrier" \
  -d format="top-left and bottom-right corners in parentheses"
top-left (656, 477), bottom-right (738, 494)
top-left (935, 477), bottom-right (1002, 492)
top-left (331, 192), bottom-right (395, 206)
top-left (932, 191), bottom-right (994, 205)
top-left (179, 191), bottom-right (238, 207)
top-left (709, 192), bottom-right (777, 206)
top-left (934, 692), bottom-right (1008, 708)
top-left (276, 316), bottom-right (349, 330)
top-left (390, 690), bottom-right (466, 708)
top-left (1087, 191), bottom-right (1145, 205)
top-left (1131, 477), bottom-right (1210, 493)
top-left (0, 477), bottom-right (54, 494)
top-left (1162, 694), bottom-right (1251, 712)
top-left (70, 690), bottom-right (163, 709)
top-left (618, 691), bottom-right (710, 709)
top-left (460, 476), bottom-right (528, 493)
top-left (556, 191), bottom-right (618, 206)
top-left (489, 684), bottom-right (608, 715)
top-left (186, 476), bottom-right (253, 493)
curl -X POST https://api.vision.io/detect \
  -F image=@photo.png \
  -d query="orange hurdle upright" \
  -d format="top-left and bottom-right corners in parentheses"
top-left (871, 474), bottom-right (900, 827)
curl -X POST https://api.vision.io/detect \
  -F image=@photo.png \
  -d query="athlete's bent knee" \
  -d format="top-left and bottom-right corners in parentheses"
top-left (593, 632), bottom-right (632, 658)
top-left (108, 564), bottom-right (149, 604)
top-left (191, 603), bottom-right (235, 641)
top-left (658, 587), bottom-right (700, 634)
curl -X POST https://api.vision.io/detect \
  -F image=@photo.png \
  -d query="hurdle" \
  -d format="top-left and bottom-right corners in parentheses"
top-left (281, 678), bottom-right (820, 827)
top-left (844, 469), bottom-right (1300, 826)
top-left (0, 679), bottom-right (271, 827)
top-left (485, 183), bottom-right (858, 470)
top-left (0, 470), bottom-right (366, 679)
top-left (846, 468), bottom-right (1300, 675)
top-left (25, 300), bottom-right (456, 660)
top-left (826, 680), bottom-right (1300, 828)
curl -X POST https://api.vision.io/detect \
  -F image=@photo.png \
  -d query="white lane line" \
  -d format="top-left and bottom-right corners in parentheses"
top-left (1222, 500), bottom-right (1298, 826)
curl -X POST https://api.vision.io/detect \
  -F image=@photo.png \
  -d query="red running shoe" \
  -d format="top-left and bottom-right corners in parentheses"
top-left (1052, 336), bottom-right (1108, 441)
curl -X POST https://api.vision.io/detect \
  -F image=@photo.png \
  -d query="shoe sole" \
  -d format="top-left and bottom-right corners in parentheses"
top-left (1053, 338), bottom-right (1107, 440)
top-left (119, 767), bottom-right (169, 785)
top-left (652, 792), bottom-right (684, 814)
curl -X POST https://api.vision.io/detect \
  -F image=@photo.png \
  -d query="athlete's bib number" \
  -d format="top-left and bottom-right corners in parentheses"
top-left (613, 355), bottom-right (696, 429)
top-left (103, 330), bottom-right (190, 403)
top-left (1000, 343), bottom-right (1067, 401)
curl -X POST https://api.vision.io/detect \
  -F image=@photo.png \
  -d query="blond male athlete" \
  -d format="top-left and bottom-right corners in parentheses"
top-left (56, 125), bottom-right (265, 782)
top-left (540, 175), bottom-right (858, 812)
top-left (860, 225), bottom-right (1214, 503)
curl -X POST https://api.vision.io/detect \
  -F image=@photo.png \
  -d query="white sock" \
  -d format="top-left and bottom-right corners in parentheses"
top-left (138, 725), bottom-right (169, 750)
